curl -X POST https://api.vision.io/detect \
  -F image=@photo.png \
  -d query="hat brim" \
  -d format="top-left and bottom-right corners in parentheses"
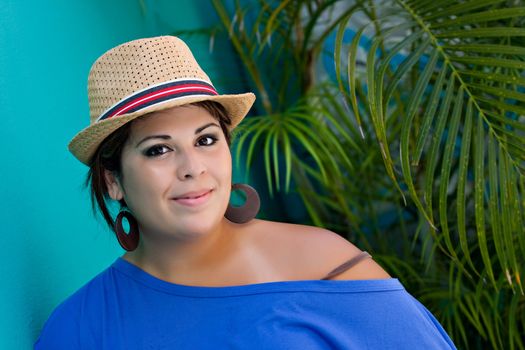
top-left (68, 92), bottom-right (255, 165)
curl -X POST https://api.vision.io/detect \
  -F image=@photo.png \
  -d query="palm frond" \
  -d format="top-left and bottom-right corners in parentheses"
top-left (338, 0), bottom-right (525, 292)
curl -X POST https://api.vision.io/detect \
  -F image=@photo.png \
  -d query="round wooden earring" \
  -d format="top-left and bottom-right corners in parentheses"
top-left (114, 210), bottom-right (140, 251)
top-left (225, 183), bottom-right (260, 223)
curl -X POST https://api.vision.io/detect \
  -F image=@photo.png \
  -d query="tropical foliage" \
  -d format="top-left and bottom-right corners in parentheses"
top-left (176, 0), bottom-right (525, 348)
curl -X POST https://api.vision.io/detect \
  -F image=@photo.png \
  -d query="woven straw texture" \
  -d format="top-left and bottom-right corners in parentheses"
top-left (68, 36), bottom-right (255, 165)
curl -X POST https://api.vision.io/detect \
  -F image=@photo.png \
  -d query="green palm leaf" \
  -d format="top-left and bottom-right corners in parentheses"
top-left (338, 0), bottom-right (525, 291)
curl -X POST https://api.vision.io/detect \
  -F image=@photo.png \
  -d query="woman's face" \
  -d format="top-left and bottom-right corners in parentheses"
top-left (105, 104), bottom-right (232, 241)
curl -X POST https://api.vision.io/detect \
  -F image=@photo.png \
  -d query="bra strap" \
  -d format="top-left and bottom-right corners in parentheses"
top-left (321, 251), bottom-right (372, 280)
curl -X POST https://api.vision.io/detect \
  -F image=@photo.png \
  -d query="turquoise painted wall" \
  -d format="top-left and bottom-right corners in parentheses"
top-left (0, 1), bottom-right (232, 348)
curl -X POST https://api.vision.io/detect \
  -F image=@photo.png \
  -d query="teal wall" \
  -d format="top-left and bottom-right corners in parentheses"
top-left (0, 1), bottom-right (232, 348)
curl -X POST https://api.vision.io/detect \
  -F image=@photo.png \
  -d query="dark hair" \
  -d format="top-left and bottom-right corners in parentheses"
top-left (85, 100), bottom-right (232, 232)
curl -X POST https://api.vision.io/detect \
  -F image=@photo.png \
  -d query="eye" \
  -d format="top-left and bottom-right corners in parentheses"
top-left (197, 134), bottom-right (218, 147)
top-left (143, 144), bottom-right (172, 157)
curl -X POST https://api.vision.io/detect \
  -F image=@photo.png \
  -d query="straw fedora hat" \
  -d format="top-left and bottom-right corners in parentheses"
top-left (68, 36), bottom-right (255, 165)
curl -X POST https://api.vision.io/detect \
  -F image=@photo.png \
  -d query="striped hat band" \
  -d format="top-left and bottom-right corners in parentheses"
top-left (97, 79), bottom-right (218, 121)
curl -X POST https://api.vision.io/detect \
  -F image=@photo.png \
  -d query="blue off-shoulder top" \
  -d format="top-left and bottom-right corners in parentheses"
top-left (35, 257), bottom-right (456, 349)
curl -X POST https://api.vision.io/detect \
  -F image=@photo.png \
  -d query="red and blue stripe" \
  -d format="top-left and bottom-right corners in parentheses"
top-left (97, 79), bottom-right (218, 121)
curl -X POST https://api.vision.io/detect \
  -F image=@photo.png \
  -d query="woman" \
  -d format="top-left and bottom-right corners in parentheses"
top-left (35, 36), bottom-right (456, 349)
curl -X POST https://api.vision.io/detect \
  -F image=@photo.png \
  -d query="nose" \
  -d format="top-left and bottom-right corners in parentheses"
top-left (176, 148), bottom-right (206, 180)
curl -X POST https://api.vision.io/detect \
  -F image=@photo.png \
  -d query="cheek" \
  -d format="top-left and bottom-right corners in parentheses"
top-left (120, 158), bottom-right (171, 206)
top-left (216, 147), bottom-right (232, 182)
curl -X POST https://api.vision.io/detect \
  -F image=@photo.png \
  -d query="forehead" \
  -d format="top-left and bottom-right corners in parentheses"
top-left (130, 105), bottom-right (217, 136)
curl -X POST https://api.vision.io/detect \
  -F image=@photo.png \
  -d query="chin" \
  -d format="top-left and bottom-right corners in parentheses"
top-left (172, 214), bottom-right (226, 238)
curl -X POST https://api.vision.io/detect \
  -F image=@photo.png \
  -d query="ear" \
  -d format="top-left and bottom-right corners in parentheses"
top-left (104, 169), bottom-right (124, 201)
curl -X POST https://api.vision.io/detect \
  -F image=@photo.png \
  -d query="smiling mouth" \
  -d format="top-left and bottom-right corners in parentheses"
top-left (172, 190), bottom-right (213, 207)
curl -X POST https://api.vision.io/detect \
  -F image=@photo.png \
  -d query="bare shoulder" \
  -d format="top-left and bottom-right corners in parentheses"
top-left (248, 219), bottom-right (391, 281)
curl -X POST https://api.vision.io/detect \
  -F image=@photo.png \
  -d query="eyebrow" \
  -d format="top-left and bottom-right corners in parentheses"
top-left (135, 122), bottom-right (221, 148)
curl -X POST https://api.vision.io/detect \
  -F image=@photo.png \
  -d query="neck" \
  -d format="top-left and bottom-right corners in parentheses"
top-left (123, 219), bottom-right (241, 284)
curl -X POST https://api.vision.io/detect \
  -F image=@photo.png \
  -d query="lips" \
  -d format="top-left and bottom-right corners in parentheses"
top-left (172, 189), bottom-right (213, 207)
top-left (174, 189), bottom-right (212, 200)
